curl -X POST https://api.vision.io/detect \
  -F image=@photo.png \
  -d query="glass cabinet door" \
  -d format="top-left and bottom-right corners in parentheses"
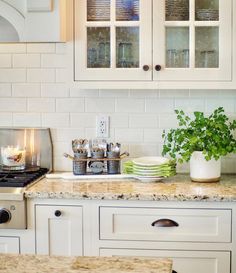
top-left (74, 0), bottom-right (152, 81)
top-left (153, 0), bottom-right (232, 81)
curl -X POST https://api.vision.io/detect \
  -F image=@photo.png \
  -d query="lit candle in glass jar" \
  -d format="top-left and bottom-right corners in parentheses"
top-left (1, 146), bottom-right (26, 170)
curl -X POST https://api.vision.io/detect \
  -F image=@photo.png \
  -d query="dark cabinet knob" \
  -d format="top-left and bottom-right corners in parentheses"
top-left (0, 209), bottom-right (11, 224)
top-left (155, 65), bottom-right (162, 71)
top-left (151, 218), bottom-right (179, 227)
top-left (143, 65), bottom-right (150, 71)
top-left (54, 210), bottom-right (62, 217)
top-left (172, 271), bottom-right (178, 273)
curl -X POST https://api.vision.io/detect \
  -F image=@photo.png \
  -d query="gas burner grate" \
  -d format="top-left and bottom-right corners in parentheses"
top-left (0, 168), bottom-right (48, 187)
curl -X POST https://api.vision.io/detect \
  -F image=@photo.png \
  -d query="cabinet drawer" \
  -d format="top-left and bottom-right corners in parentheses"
top-left (100, 248), bottom-right (230, 273)
top-left (99, 207), bottom-right (231, 242)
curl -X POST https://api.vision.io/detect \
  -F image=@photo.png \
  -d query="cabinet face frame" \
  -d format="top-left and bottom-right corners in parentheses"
top-left (74, 0), bottom-right (152, 81)
top-left (153, 0), bottom-right (232, 81)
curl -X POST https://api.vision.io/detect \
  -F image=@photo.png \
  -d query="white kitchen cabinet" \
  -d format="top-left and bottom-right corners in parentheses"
top-left (74, 0), bottom-right (233, 88)
top-left (0, 236), bottom-right (20, 254)
top-left (0, 0), bottom-right (72, 42)
top-left (100, 248), bottom-right (231, 273)
top-left (35, 205), bottom-right (83, 256)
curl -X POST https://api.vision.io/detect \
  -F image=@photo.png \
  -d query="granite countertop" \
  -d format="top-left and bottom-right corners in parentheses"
top-left (0, 254), bottom-right (172, 273)
top-left (24, 174), bottom-right (236, 202)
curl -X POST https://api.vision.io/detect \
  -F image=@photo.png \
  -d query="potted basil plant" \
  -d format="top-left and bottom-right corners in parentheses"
top-left (162, 107), bottom-right (236, 182)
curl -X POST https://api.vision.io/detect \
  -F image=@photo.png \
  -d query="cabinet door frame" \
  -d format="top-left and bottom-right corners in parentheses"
top-left (153, 0), bottom-right (232, 82)
top-left (35, 204), bottom-right (83, 256)
top-left (74, 0), bottom-right (152, 81)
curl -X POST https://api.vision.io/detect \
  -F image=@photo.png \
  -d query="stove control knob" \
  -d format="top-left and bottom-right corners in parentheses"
top-left (0, 208), bottom-right (11, 224)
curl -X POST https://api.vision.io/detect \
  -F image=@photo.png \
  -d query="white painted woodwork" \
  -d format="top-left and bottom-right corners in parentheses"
top-left (35, 205), bottom-right (83, 256)
top-left (100, 248), bottom-right (231, 273)
top-left (153, 0), bottom-right (232, 81)
top-left (72, 0), bottom-right (236, 89)
top-left (100, 207), bottom-right (231, 242)
top-left (0, 0), bottom-right (70, 42)
top-left (27, 0), bottom-right (52, 12)
top-left (0, 237), bottom-right (20, 254)
top-left (74, 0), bottom-right (152, 81)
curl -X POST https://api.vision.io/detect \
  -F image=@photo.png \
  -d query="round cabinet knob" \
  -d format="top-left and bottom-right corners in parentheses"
top-left (155, 65), bottom-right (162, 71)
top-left (54, 210), bottom-right (62, 217)
top-left (143, 65), bottom-right (150, 71)
top-left (0, 208), bottom-right (11, 224)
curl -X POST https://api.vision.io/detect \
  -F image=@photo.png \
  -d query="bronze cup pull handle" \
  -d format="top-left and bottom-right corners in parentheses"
top-left (151, 218), bottom-right (179, 227)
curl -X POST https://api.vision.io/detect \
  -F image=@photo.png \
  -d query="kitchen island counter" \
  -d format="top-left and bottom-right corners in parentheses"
top-left (25, 174), bottom-right (236, 202)
top-left (0, 254), bottom-right (172, 273)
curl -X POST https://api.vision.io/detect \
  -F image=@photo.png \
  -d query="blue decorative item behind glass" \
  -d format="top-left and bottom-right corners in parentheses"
top-left (116, 0), bottom-right (139, 21)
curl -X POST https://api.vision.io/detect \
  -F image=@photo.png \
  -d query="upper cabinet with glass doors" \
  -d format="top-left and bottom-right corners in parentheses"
top-left (74, 0), bottom-right (232, 83)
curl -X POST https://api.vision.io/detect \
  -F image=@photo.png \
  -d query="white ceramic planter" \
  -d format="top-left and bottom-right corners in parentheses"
top-left (190, 151), bottom-right (221, 182)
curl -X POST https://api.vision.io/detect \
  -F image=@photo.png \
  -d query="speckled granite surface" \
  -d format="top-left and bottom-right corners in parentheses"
top-left (0, 254), bottom-right (172, 273)
top-left (25, 174), bottom-right (236, 202)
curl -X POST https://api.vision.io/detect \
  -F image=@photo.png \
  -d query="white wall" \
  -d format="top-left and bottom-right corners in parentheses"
top-left (0, 42), bottom-right (235, 173)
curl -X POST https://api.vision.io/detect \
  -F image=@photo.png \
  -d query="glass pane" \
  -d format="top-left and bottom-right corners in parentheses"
top-left (166, 0), bottom-right (189, 21)
top-left (116, 0), bottom-right (139, 21)
top-left (87, 0), bottom-right (110, 21)
top-left (195, 0), bottom-right (219, 21)
top-left (87, 27), bottom-right (110, 68)
top-left (195, 27), bottom-right (219, 68)
top-left (116, 27), bottom-right (139, 68)
top-left (166, 27), bottom-right (189, 68)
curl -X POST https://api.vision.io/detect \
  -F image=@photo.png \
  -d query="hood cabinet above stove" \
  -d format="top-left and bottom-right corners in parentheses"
top-left (0, 0), bottom-right (72, 42)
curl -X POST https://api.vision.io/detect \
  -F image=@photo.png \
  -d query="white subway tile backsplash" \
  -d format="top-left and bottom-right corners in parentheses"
top-left (115, 128), bottom-right (143, 142)
top-left (160, 89), bottom-right (189, 98)
top-left (206, 99), bottom-right (235, 113)
top-left (26, 43), bottom-right (55, 53)
top-left (145, 99), bottom-right (174, 113)
top-left (56, 98), bottom-right (84, 113)
top-left (12, 83), bottom-right (40, 97)
top-left (0, 84), bottom-right (11, 97)
top-left (129, 114), bottom-right (158, 128)
top-left (13, 113), bottom-right (41, 126)
top-left (13, 54), bottom-right (40, 68)
top-left (99, 89), bottom-right (129, 97)
top-left (175, 98), bottom-right (205, 112)
top-left (0, 44), bottom-right (26, 53)
top-left (129, 144), bottom-right (160, 158)
top-left (41, 54), bottom-right (66, 68)
top-left (70, 113), bottom-right (96, 128)
top-left (130, 89), bottom-right (159, 98)
top-left (0, 55), bottom-right (11, 68)
top-left (42, 113), bottom-right (70, 128)
top-left (28, 98), bottom-right (55, 112)
top-left (0, 113), bottom-right (12, 126)
top-left (41, 83), bottom-right (69, 97)
top-left (0, 42), bottom-right (235, 173)
top-left (116, 98), bottom-right (144, 113)
top-left (85, 98), bottom-right (115, 113)
top-left (0, 98), bottom-right (26, 112)
top-left (144, 129), bottom-right (163, 142)
top-left (0, 69), bottom-right (26, 82)
top-left (27, 69), bottom-right (55, 83)
top-left (56, 68), bottom-right (67, 82)
top-left (70, 88), bottom-right (99, 97)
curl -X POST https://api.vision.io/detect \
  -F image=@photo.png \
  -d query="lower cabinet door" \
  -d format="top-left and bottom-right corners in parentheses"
top-left (35, 205), bottom-right (83, 256)
top-left (99, 248), bottom-right (230, 273)
top-left (0, 237), bottom-right (20, 254)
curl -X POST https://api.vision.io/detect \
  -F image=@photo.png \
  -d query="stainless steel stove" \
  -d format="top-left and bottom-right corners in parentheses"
top-left (0, 128), bottom-right (53, 229)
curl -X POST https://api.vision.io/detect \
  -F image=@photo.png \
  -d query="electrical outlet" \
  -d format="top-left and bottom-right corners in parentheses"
top-left (96, 115), bottom-right (110, 138)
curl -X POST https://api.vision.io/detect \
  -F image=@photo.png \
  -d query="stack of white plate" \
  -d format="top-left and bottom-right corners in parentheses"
top-left (132, 156), bottom-right (176, 182)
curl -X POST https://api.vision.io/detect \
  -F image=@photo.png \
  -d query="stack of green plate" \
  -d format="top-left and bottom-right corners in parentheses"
top-left (123, 157), bottom-right (176, 182)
